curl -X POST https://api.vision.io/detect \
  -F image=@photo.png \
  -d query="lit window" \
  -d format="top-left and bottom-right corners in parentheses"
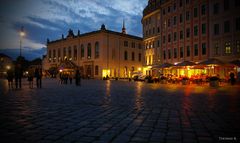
top-left (225, 42), bottom-right (231, 54)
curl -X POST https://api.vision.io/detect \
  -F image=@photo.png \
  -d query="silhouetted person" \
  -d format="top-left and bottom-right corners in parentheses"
top-left (35, 68), bottom-right (42, 88)
top-left (7, 69), bottom-right (14, 90)
top-left (14, 64), bottom-right (23, 89)
top-left (28, 68), bottom-right (34, 88)
top-left (75, 70), bottom-right (81, 86)
top-left (69, 74), bottom-right (73, 84)
top-left (230, 72), bottom-right (235, 85)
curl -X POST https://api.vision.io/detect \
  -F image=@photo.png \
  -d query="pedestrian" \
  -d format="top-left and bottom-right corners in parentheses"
top-left (35, 68), bottom-right (42, 88)
top-left (230, 72), bottom-right (235, 85)
top-left (14, 63), bottom-right (23, 89)
top-left (75, 69), bottom-right (81, 86)
top-left (7, 69), bottom-right (14, 90)
top-left (69, 74), bottom-right (73, 84)
top-left (28, 68), bottom-right (34, 88)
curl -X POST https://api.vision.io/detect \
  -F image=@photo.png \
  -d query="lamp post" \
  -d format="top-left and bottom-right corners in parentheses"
top-left (19, 26), bottom-right (25, 57)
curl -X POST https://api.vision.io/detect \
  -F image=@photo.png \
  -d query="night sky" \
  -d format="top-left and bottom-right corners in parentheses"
top-left (0, 0), bottom-right (147, 60)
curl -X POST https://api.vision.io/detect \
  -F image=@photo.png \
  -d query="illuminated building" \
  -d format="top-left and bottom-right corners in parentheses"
top-left (43, 24), bottom-right (143, 78)
top-left (142, 0), bottom-right (240, 77)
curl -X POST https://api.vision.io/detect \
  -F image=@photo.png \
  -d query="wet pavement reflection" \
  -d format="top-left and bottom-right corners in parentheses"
top-left (0, 79), bottom-right (239, 143)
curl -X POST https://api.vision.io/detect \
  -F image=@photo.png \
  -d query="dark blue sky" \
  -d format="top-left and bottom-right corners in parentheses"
top-left (0, 0), bottom-right (147, 60)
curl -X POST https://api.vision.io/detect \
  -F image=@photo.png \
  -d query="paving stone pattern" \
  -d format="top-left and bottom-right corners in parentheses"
top-left (0, 79), bottom-right (239, 143)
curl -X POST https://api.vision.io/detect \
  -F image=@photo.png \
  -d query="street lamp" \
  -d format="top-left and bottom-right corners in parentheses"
top-left (19, 26), bottom-right (25, 57)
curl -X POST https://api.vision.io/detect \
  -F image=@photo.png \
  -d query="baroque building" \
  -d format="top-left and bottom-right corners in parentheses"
top-left (142, 0), bottom-right (240, 76)
top-left (43, 24), bottom-right (143, 79)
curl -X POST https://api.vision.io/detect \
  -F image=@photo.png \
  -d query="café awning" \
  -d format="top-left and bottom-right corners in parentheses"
top-left (152, 63), bottom-right (173, 69)
top-left (175, 61), bottom-right (196, 67)
top-left (198, 58), bottom-right (225, 66)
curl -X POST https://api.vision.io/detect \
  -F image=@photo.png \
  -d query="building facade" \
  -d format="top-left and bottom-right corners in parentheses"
top-left (0, 53), bottom-right (13, 78)
top-left (43, 24), bottom-right (143, 79)
top-left (142, 0), bottom-right (240, 75)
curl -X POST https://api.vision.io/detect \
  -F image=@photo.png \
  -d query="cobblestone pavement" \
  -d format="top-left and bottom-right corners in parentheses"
top-left (0, 78), bottom-right (239, 143)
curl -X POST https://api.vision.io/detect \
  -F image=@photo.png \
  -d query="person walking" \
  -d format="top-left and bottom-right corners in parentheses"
top-left (35, 68), bottom-right (42, 88)
top-left (14, 63), bottom-right (23, 89)
top-left (7, 69), bottom-right (14, 90)
top-left (230, 72), bottom-right (235, 85)
top-left (28, 68), bottom-right (34, 88)
top-left (75, 69), bottom-right (81, 86)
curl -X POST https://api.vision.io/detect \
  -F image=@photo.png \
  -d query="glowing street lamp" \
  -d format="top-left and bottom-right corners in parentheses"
top-left (19, 26), bottom-right (25, 57)
top-left (6, 65), bottom-right (11, 70)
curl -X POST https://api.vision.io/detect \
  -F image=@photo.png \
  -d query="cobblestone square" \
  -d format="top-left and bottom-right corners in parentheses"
top-left (0, 79), bottom-right (239, 143)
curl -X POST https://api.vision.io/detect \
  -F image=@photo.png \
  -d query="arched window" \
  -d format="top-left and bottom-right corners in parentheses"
top-left (138, 53), bottom-right (141, 62)
top-left (131, 52), bottom-right (135, 61)
top-left (95, 65), bottom-right (99, 75)
top-left (124, 51), bottom-right (128, 60)
top-left (81, 44), bottom-right (84, 58)
top-left (68, 46), bottom-right (72, 60)
top-left (74, 45), bottom-right (77, 60)
top-left (87, 43), bottom-right (91, 59)
top-left (95, 42), bottom-right (99, 59)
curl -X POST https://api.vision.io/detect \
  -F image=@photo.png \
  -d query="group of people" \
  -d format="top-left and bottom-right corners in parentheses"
top-left (59, 69), bottom-right (82, 86)
top-left (6, 65), bottom-right (42, 90)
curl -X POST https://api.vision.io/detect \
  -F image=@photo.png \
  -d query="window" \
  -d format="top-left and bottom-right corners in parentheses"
top-left (132, 42), bottom-right (135, 48)
top-left (81, 45), bottom-right (84, 58)
top-left (194, 44), bottom-right (198, 56)
top-left (168, 34), bottom-right (171, 42)
top-left (224, 0), bottom-right (229, 11)
top-left (138, 43), bottom-right (142, 49)
top-left (225, 42), bottom-right (231, 54)
top-left (163, 8), bottom-right (165, 15)
top-left (202, 23), bottom-right (206, 34)
top-left (186, 28), bottom-right (190, 38)
top-left (163, 50), bottom-right (166, 60)
top-left (194, 25), bottom-right (198, 36)
top-left (138, 53), bottom-right (142, 62)
top-left (124, 41), bottom-right (128, 47)
top-left (124, 51), bottom-right (128, 60)
top-left (95, 66), bottom-right (99, 75)
top-left (174, 48), bottom-right (177, 58)
top-left (157, 40), bottom-right (160, 47)
top-left (168, 19), bottom-right (171, 27)
top-left (157, 27), bottom-right (160, 33)
top-left (132, 52), bottom-right (135, 61)
top-left (236, 41), bottom-right (240, 53)
top-left (87, 43), bottom-right (91, 59)
top-left (180, 47), bottom-right (184, 58)
top-left (215, 43), bottom-right (219, 55)
top-left (180, 14), bottom-right (183, 23)
top-left (186, 0), bottom-right (189, 4)
top-left (187, 46), bottom-right (190, 57)
top-left (173, 3), bottom-right (176, 11)
top-left (63, 47), bottom-right (67, 58)
top-left (58, 48), bottom-right (61, 61)
top-left (173, 16), bottom-right (177, 25)
top-left (168, 49), bottom-right (171, 59)
top-left (194, 7), bottom-right (198, 18)
top-left (202, 43), bottom-right (206, 55)
top-left (186, 11), bottom-right (190, 21)
top-left (153, 28), bottom-right (155, 34)
top-left (168, 6), bottom-right (171, 13)
top-left (180, 0), bottom-right (182, 7)
top-left (48, 50), bottom-right (52, 59)
top-left (180, 31), bottom-right (184, 39)
top-left (201, 4), bottom-right (206, 15)
top-left (74, 45), bottom-right (77, 60)
top-left (213, 3), bottom-right (219, 14)
top-left (68, 47), bottom-right (72, 60)
top-left (174, 32), bottom-right (177, 41)
top-left (214, 24), bottom-right (219, 35)
top-left (236, 17), bottom-right (240, 31)
top-left (95, 42), bottom-right (99, 59)
top-left (53, 49), bottom-right (56, 62)
top-left (163, 36), bottom-right (166, 43)
top-left (224, 21), bottom-right (230, 33)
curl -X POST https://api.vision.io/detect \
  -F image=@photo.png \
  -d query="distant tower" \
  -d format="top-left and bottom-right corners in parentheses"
top-left (122, 20), bottom-right (126, 34)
